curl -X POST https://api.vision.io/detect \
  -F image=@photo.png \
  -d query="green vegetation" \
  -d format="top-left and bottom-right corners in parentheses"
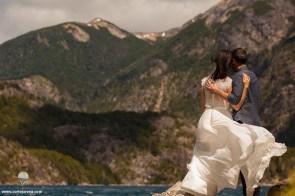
top-left (0, 95), bottom-right (168, 183)
top-left (150, 146), bottom-right (189, 184)
top-left (0, 1), bottom-right (293, 185)
top-left (225, 10), bottom-right (245, 25)
top-left (286, 170), bottom-right (295, 195)
top-left (265, 147), bottom-right (295, 180)
top-left (30, 149), bottom-right (120, 184)
top-left (151, 159), bottom-right (181, 184)
top-left (267, 148), bottom-right (295, 195)
top-left (0, 96), bottom-right (37, 136)
top-left (118, 19), bottom-right (215, 121)
top-left (0, 22), bottom-right (152, 112)
top-left (0, 134), bottom-right (120, 185)
top-left (162, 19), bottom-right (213, 71)
top-left (175, 19), bottom-right (210, 41)
top-left (168, 93), bottom-right (200, 121)
top-left (30, 149), bottom-right (88, 185)
top-left (0, 157), bottom-right (11, 181)
top-left (0, 95), bottom-right (196, 184)
top-left (0, 17), bottom-right (215, 126)
top-left (0, 95), bottom-right (161, 153)
top-left (85, 163), bottom-right (120, 184)
top-left (251, 1), bottom-right (274, 16)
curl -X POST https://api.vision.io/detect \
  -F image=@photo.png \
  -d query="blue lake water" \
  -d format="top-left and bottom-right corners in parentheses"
top-left (0, 185), bottom-right (270, 195)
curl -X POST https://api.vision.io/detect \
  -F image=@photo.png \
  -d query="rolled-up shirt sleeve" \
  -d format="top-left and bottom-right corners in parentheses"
top-left (227, 74), bottom-right (243, 104)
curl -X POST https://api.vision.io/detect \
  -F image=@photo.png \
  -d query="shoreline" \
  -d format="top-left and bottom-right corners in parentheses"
top-left (1, 178), bottom-right (289, 187)
top-left (0, 184), bottom-right (274, 187)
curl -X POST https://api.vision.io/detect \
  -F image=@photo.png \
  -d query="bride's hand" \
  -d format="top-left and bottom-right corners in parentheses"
top-left (242, 73), bottom-right (250, 88)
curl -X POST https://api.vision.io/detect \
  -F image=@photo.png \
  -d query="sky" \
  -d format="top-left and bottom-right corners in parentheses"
top-left (0, 0), bottom-right (219, 44)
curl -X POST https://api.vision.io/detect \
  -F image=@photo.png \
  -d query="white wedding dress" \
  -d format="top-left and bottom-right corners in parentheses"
top-left (180, 76), bottom-right (287, 196)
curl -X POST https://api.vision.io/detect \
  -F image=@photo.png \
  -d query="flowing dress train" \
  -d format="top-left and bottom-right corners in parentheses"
top-left (180, 76), bottom-right (287, 196)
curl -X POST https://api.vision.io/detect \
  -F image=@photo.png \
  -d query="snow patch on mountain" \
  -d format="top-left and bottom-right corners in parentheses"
top-left (87, 18), bottom-right (128, 39)
top-left (63, 23), bottom-right (90, 42)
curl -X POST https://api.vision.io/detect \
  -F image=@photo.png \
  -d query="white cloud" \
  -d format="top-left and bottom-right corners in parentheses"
top-left (0, 0), bottom-right (219, 43)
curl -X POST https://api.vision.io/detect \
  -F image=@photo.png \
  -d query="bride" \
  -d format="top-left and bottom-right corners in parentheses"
top-left (158, 50), bottom-right (287, 196)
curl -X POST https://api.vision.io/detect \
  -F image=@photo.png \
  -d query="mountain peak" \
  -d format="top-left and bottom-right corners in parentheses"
top-left (87, 17), bottom-right (129, 39)
top-left (88, 17), bottom-right (109, 25)
top-left (134, 28), bottom-right (180, 43)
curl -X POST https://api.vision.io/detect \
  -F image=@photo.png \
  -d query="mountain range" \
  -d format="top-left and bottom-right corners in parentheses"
top-left (0, 0), bottom-right (294, 185)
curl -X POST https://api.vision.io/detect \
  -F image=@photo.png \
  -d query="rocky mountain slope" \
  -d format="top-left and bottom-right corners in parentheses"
top-left (0, 136), bottom-right (113, 185)
top-left (260, 26), bottom-right (295, 145)
top-left (0, 18), bottom-right (152, 112)
top-left (0, 0), bottom-right (294, 185)
top-left (1, 1), bottom-right (293, 133)
top-left (97, 0), bottom-right (295, 144)
top-left (0, 95), bottom-right (196, 184)
top-left (0, 75), bottom-right (66, 108)
top-left (0, 95), bottom-right (293, 185)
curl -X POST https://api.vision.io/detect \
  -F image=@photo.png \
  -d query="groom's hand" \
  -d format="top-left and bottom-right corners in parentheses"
top-left (205, 78), bottom-right (229, 99)
top-left (205, 79), bottom-right (218, 92)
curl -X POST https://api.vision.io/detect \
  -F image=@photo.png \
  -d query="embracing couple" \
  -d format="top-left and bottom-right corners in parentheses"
top-left (160, 48), bottom-right (287, 196)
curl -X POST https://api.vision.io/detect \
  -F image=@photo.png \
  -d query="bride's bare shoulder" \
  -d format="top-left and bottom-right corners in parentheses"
top-left (201, 76), bottom-right (210, 86)
top-left (226, 76), bottom-right (232, 83)
top-left (222, 76), bottom-right (232, 88)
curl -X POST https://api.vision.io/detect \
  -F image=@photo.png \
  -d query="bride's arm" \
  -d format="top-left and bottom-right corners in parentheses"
top-left (206, 74), bottom-right (250, 111)
top-left (206, 80), bottom-right (229, 99)
top-left (231, 74), bottom-right (250, 111)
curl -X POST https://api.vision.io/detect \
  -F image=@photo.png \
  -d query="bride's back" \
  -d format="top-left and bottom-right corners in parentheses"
top-left (201, 76), bottom-right (232, 110)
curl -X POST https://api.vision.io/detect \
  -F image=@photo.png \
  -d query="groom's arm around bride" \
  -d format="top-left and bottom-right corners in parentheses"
top-left (206, 48), bottom-right (261, 126)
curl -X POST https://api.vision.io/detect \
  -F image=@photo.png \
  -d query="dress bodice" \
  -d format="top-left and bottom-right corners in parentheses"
top-left (201, 76), bottom-right (232, 112)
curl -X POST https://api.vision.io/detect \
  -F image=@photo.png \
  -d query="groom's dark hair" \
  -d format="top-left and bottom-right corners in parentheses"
top-left (231, 48), bottom-right (247, 65)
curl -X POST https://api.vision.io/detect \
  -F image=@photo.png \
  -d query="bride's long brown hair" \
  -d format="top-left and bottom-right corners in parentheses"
top-left (211, 50), bottom-right (231, 81)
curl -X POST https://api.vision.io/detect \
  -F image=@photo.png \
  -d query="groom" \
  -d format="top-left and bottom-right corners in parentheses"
top-left (206, 48), bottom-right (261, 196)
